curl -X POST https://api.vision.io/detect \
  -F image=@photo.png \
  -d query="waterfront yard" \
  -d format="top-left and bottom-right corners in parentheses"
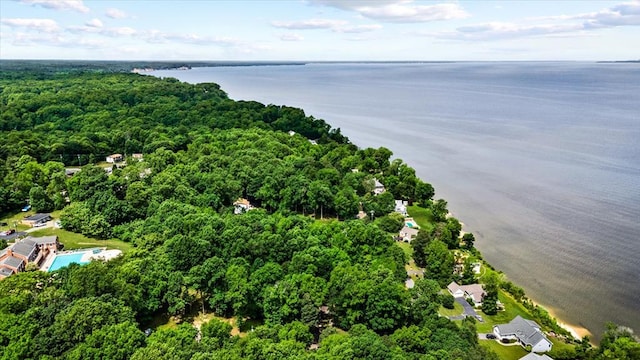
top-left (406, 205), bottom-right (435, 231)
top-left (479, 339), bottom-right (528, 360)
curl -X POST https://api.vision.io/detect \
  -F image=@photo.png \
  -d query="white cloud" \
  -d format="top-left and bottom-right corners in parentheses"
top-left (19, 0), bottom-right (89, 13)
top-left (280, 33), bottom-right (304, 41)
top-left (335, 24), bottom-right (383, 33)
top-left (309, 0), bottom-right (469, 23)
top-left (430, 1), bottom-right (640, 41)
top-left (104, 27), bottom-right (137, 37)
top-left (85, 18), bottom-right (103, 28)
top-left (272, 18), bottom-right (381, 33)
top-left (105, 8), bottom-right (128, 19)
top-left (1, 18), bottom-right (60, 33)
top-left (8, 32), bottom-right (103, 48)
top-left (141, 30), bottom-right (239, 46)
top-left (271, 19), bottom-right (347, 30)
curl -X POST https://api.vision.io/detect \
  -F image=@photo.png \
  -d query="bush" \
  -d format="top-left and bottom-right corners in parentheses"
top-left (440, 294), bottom-right (455, 309)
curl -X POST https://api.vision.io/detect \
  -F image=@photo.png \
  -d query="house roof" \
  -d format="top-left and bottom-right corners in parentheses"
top-left (495, 316), bottom-right (549, 347)
top-left (24, 213), bottom-right (51, 222)
top-left (108, 154), bottom-right (123, 158)
top-left (1, 255), bottom-right (24, 269)
top-left (0, 267), bottom-right (14, 277)
top-left (401, 226), bottom-right (419, 237)
top-left (519, 353), bottom-right (554, 360)
top-left (25, 236), bottom-right (58, 245)
top-left (234, 198), bottom-right (251, 206)
top-left (374, 179), bottom-right (384, 188)
top-left (10, 241), bottom-right (37, 258)
top-left (447, 281), bottom-right (486, 303)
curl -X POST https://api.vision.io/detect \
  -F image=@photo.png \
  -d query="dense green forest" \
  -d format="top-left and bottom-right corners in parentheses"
top-left (1, 65), bottom-right (638, 360)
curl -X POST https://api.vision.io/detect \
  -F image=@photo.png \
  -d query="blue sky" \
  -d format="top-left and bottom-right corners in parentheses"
top-left (1, 0), bottom-right (639, 61)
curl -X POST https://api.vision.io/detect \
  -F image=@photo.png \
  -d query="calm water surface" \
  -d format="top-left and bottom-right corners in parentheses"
top-left (152, 62), bottom-right (640, 340)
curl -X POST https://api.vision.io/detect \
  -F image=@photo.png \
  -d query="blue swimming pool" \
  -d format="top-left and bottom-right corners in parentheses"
top-left (48, 252), bottom-right (88, 272)
top-left (406, 222), bottom-right (414, 228)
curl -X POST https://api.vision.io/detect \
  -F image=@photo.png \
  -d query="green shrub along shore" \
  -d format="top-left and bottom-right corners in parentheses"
top-left (0, 62), bottom-right (637, 360)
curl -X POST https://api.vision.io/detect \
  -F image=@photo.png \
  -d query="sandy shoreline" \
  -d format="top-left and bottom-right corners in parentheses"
top-left (450, 211), bottom-right (593, 342)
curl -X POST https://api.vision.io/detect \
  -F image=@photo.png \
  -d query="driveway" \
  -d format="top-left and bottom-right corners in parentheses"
top-left (455, 297), bottom-right (484, 322)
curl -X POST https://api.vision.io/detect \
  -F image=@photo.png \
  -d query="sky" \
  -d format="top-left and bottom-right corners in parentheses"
top-left (1, 0), bottom-right (639, 61)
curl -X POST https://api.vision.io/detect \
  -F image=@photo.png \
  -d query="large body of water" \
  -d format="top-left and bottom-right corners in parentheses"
top-left (151, 62), bottom-right (640, 340)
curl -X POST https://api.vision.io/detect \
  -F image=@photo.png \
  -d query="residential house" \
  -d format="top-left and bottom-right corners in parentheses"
top-left (447, 281), bottom-right (487, 307)
top-left (21, 213), bottom-right (52, 227)
top-left (0, 236), bottom-right (59, 279)
top-left (493, 315), bottom-right (553, 353)
top-left (233, 198), bottom-right (254, 214)
top-left (132, 153), bottom-right (144, 161)
top-left (519, 354), bottom-right (554, 360)
top-left (106, 154), bottom-right (123, 163)
top-left (395, 200), bottom-right (408, 216)
top-left (373, 178), bottom-right (385, 195)
top-left (399, 225), bottom-right (419, 242)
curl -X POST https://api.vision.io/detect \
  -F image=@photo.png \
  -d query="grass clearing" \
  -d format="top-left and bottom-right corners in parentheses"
top-left (476, 290), bottom-right (534, 333)
top-left (407, 205), bottom-right (435, 231)
top-left (480, 340), bottom-right (528, 360)
top-left (395, 241), bottom-right (413, 258)
top-left (438, 301), bottom-right (464, 317)
top-left (28, 228), bottom-right (133, 253)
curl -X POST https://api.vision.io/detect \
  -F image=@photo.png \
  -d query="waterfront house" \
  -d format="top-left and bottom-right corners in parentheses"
top-left (447, 281), bottom-right (487, 307)
top-left (519, 353), bottom-right (554, 360)
top-left (493, 315), bottom-right (553, 353)
top-left (106, 154), bottom-right (123, 163)
top-left (395, 200), bottom-right (408, 216)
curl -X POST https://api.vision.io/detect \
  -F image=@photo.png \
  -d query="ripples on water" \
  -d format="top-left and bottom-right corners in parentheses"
top-left (151, 62), bottom-right (640, 340)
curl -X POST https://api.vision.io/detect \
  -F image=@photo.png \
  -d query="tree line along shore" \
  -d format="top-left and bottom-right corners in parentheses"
top-left (0, 63), bottom-right (638, 360)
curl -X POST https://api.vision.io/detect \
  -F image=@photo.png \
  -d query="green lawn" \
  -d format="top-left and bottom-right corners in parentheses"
top-left (406, 205), bottom-right (435, 231)
top-left (395, 241), bottom-right (413, 258)
top-left (0, 211), bottom-right (34, 231)
top-left (480, 340), bottom-right (528, 360)
top-left (28, 228), bottom-right (133, 253)
top-left (438, 301), bottom-right (464, 317)
top-left (476, 290), bottom-right (535, 333)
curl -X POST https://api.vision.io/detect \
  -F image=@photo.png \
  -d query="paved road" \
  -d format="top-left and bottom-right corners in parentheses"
top-left (455, 297), bottom-right (484, 322)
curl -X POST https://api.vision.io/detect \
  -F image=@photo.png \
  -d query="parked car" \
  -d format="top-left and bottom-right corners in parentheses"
top-left (501, 338), bottom-right (511, 344)
top-left (0, 229), bottom-right (16, 236)
top-left (486, 334), bottom-right (496, 339)
top-left (33, 222), bottom-right (47, 227)
top-left (22, 205), bottom-right (31, 212)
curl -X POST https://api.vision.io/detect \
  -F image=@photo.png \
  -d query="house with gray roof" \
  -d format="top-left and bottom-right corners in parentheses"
top-left (493, 315), bottom-right (552, 353)
top-left (519, 353), bottom-right (554, 360)
top-left (0, 235), bottom-right (59, 280)
top-left (21, 213), bottom-right (52, 227)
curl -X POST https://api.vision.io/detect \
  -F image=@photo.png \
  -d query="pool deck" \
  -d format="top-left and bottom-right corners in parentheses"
top-left (40, 247), bottom-right (122, 272)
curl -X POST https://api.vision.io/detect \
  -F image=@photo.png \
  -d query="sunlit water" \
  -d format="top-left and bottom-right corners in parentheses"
top-left (151, 62), bottom-right (640, 340)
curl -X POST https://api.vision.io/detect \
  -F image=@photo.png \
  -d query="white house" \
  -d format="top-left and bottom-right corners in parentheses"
top-left (493, 316), bottom-right (553, 353)
top-left (519, 353), bottom-right (554, 360)
top-left (106, 154), bottom-right (123, 163)
top-left (394, 200), bottom-right (408, 216)
top-left (447, 281), bottom-right (487, 307)
top-left (373, 178), bottom-right (385, 195)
